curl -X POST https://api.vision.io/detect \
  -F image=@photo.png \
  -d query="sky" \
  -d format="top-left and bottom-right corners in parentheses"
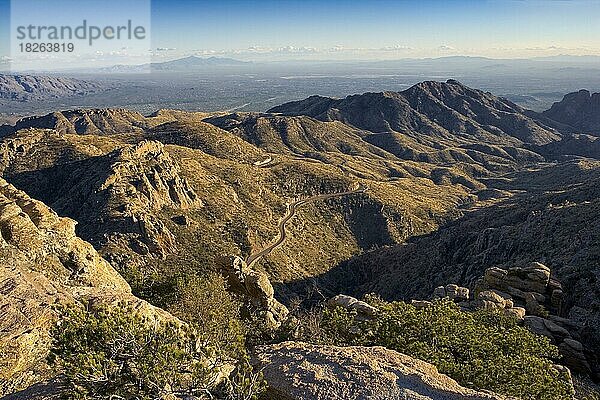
top-left (1, 0), bottom-right (600, 69)
top-left (149, 0), bottom-right (600, 60)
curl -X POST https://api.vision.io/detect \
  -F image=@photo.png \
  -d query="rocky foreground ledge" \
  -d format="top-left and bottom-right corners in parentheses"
top-left (252, 342), bottom-right (506, 400)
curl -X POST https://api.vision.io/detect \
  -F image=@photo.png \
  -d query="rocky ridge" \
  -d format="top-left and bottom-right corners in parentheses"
top-left (18, 139), bottom-right (202, 259)
top-left (13, 109), bottom-right (145, 136)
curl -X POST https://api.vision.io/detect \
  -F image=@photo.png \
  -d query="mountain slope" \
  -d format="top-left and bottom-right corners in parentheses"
top-left (1, 108), bottom-right (472, 293)
top-left (296, 160), bottom-right (600, 372)
top-left (266, 80), bottom-right (572, 171)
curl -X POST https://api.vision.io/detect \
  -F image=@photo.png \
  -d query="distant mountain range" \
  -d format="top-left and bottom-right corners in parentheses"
top-left (0, 74), bottom-right (102, 101)
top-left (101, 56), bottom-right (250, 73)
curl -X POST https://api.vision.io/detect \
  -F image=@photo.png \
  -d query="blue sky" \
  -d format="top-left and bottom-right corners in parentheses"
top-left (1, 0), bottom-right (600, 66)
top-left (149, 0), bottom-right (600, 59)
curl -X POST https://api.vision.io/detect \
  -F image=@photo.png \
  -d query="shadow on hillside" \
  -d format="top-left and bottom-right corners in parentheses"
top-left (274, 162), bottom-right (600, 310)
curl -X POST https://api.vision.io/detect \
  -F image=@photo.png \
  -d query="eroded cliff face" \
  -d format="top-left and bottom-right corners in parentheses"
top-left (0, 178), bottom-right (174, 395)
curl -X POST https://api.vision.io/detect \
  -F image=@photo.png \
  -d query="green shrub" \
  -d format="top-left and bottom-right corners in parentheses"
top-left (49, 303), bottom-right (214, 399)
top-left (49, 274), bottom-right (266, 399)
top-left (169, 273), bottom-right (246, 361)
top-left (307, 296), bottom-right (574, 399)
top-left (166, 274), bottom-right (269, 399)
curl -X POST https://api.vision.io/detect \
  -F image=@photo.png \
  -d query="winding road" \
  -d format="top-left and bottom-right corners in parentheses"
top-left (245, 183), bottom-right (367, 268)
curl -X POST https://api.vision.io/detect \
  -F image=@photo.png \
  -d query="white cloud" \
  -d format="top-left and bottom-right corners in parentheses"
top-left (380, 45), bottom-right (413, 52)
top-left (524, 45), bottom-right (564, 51)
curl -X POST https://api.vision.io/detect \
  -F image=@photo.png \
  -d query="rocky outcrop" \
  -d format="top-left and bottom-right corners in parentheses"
top-left (14, 109), bottom-right (145, 136)
top-left (473, 262), bottom-right (564, 316)
top-left (0, 179), bottom-right (130, 291)
top-left (99, 141), bottom-right (200, 211)
top-left (430, 262), bottom-right (593, 375)
top-left (543, 89), bottom-right (600, 135)
top-left (0, 178), bottom-right (177, 395)
top-left (216, 256), bottom-right (288, 329)
top-left (433, 284), bottom-right (469, 302)
top-left (480, 265), bottom-right (592, 373)
top-left (0, 132), bottom-right (202, 261)
top-left (252, 342), bottom-right (506, 400)
top-left (48, 140), bottom-right (202, 258)
top-left (521, 314), bottom-right (591, 373)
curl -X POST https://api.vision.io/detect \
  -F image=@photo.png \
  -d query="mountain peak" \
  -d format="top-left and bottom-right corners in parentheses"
top-left (543, 89), bottom-right (600, 134)
top-left (270, 80), bottom-right (559, 145)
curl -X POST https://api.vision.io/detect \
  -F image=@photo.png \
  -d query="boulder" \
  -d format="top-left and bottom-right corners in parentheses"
top-left (523, 316), bottom-right (571, 342)
top-left (434, 284), bottom-right (470, 302)
top-left (328, 295), bottom-right (378, 319)
top-left (433, 286), bottom-right (446, 299)
top-left (550, 289), bottom-right (564, 309)
top-left (524, 292), bottom-right (545, 316)
top-left (558, 339), bottom-right (591, 374)
top-left (252, 342), bottom-right (506, 400)
top-left (505, 307), bottom-right (526, 320)
top-left (472, 290), bottom-right (514, 312)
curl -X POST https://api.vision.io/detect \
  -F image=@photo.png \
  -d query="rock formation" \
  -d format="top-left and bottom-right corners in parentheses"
top-left (252, 342), bottom-right (506, 400)
top-left (50, 140), bottom-right (202, 258)
top-left (0, 178), bottom-right (175, 395)
top-left (430, 262), bottom-right (592, 374)
top-left (432, 283), bottom-right (469, 302)
top-left (216, 256), bottom-right (289, 329)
